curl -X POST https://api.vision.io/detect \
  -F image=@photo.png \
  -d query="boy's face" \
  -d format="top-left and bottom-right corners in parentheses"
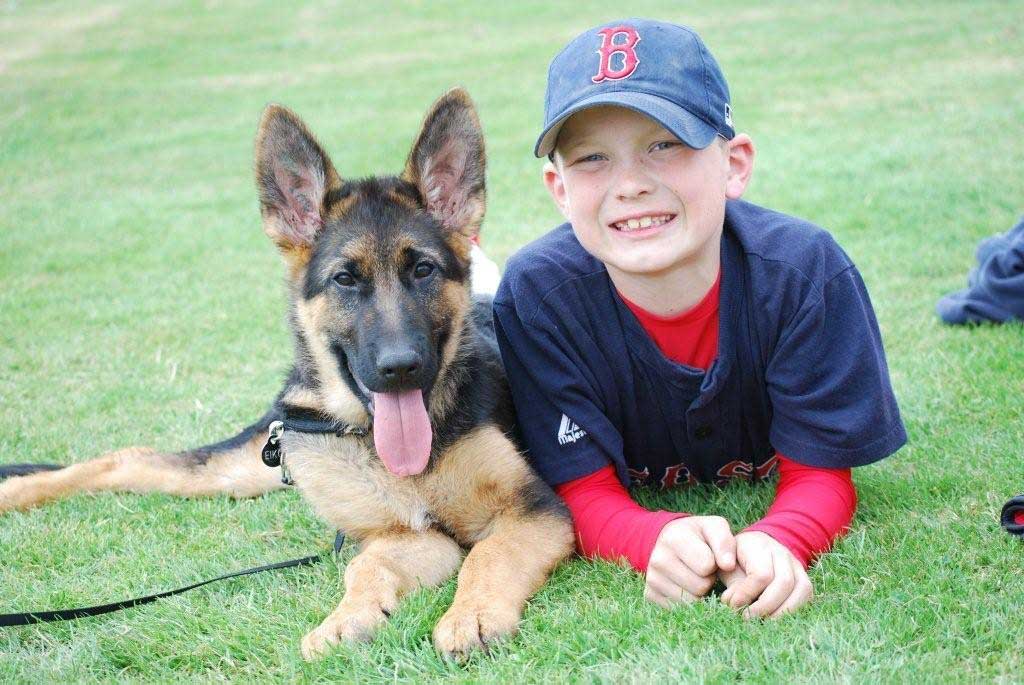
top-left (544, 106), bottom-right (752, 282)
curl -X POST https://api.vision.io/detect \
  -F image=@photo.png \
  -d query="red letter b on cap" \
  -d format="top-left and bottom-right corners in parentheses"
top-left (592, 26), bottom-right (641, 83)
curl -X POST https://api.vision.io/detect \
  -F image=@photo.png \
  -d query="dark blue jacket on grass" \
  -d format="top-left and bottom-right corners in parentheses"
top-left (937, 215), bottom-right (1024, 325)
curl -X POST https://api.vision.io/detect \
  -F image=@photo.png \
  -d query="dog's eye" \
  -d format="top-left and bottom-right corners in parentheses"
top-left (334, 271), bottom-right (356, 287)
top-left (413, 262), bottom-right (435, 279)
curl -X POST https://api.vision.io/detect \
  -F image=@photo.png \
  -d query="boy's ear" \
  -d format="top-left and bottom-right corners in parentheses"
top-left (542, 159), bottom-right (571, 220)
top-left (254, 104), bottom-right (341, 250)
top-left (402, 88), bottom-right (486, 239)
top-left (725, 133), bottom-right (755, 200)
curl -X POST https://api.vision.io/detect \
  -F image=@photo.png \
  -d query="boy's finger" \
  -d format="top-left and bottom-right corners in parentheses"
top-left (745, 549), bottom-right (795, 618)
top-left (717, 565), bottom-right (746, 589)
top-left (646, 572), bottom-right (698, 605)
top-left (723, 544), bottom-right (772, 608)
top-left (699, 518), bottom-right (737, 572)
top-left (646, 572), bottom-right (680, 601)
top-left (770, 577), bottom-right (811, 614)
top-left (654, 558), bottom-right (715, 599)
top-left (768, 560), bottom-right (814, 618)
top-left (668, 533), bottom-right (717, 578)
top-left (643, 585), bottom-right (672, 609)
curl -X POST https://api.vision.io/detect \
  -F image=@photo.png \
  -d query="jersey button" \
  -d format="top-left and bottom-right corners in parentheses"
top-left (695, 425), bottom-right (713, 439)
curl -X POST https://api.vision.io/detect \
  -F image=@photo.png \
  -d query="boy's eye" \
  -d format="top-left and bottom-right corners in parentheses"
top-left (650, 140), bottom-right (681, 152)
top-left (571, 152), bottom-right (606, 165)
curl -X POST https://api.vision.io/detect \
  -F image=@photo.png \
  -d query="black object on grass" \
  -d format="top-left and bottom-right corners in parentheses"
top-left (1001, 495), bottom-right (1024, 538)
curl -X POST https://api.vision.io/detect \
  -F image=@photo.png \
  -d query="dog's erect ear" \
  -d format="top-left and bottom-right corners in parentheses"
top-left (255, 105), bottom-right (341, 250)
top-left (403, 88), bottom-right (486, 238)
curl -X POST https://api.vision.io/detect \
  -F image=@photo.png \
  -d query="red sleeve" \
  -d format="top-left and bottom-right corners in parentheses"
top-left (555, 465), bottom-right (688, 573)
top-left (744, 455), bottom-right (857, 568)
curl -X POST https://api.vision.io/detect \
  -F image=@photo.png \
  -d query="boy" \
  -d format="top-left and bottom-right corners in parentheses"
top-left (493, 19), bottom-right (906, 618)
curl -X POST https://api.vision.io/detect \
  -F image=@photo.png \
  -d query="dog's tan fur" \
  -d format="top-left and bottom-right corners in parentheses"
top-left (0, 440), bottom-right (283, 511)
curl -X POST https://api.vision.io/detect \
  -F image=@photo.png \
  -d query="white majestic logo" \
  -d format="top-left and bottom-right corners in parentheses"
top-left (557, 414), bottom-right (587, 445)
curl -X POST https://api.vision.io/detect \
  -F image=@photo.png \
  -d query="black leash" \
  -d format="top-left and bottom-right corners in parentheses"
top-left (1002, 495), bottom-right (1024, 538)
top-left (1, 406), bottom-right (367, 627)
top-left (0, 531), bottom-right (345, 627)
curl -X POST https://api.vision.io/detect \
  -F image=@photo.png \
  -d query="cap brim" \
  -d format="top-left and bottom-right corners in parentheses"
top-left (534, 91), bottom-right (719, 158)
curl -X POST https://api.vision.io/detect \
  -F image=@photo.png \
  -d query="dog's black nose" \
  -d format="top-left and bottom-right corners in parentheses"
top-left (376, 348), bottom-right (422, 386)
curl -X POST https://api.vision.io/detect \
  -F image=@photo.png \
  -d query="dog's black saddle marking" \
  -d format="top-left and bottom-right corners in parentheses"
top-left (0, 463), bottom-right (62, 480)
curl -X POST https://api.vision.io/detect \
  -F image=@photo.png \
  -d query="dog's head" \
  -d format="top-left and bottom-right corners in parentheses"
top-left (254, 89), bottom-right (486, 477)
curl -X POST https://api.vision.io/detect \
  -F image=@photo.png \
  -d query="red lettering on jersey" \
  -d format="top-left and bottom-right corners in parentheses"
top-left (755, 454), bottom-right (780, 480)
top-left (627, 466), bottom-right (651, 486)
top-left (592, 26), bottom-right (641, 83)
top-left (660, 463), bottom-right (696, 489)
top-left (715, 459), bottom-right (753, 486)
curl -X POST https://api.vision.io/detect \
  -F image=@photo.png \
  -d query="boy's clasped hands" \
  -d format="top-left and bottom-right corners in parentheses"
top-left (645, 517), bottom-right (813, 618)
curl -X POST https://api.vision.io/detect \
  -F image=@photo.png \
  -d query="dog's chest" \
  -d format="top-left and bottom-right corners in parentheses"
top-left (281, 433), bottom-right (435, 537)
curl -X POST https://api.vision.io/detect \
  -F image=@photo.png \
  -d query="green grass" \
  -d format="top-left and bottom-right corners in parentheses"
top-left (2, 1), bottom-right (1023, 682)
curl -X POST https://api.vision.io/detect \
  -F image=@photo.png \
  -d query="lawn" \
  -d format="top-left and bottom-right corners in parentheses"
top-left (1, 1), bottom-right (1022, 682)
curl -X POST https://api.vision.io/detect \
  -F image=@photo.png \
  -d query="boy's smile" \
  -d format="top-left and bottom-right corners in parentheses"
top-left (610, 213), bottom-right (673, 230)
top-left (543, 106), bottom-right (753, 315)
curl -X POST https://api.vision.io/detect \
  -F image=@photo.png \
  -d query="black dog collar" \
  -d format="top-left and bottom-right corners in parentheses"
top-left (261, 406), bottom-right (370, 484)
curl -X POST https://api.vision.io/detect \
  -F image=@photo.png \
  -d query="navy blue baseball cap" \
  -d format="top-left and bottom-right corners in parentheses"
top-left (535, 19), bottom-right (735, 158)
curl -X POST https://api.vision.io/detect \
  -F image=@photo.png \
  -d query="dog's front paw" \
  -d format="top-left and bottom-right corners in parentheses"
top-left (432, 602), bottom-right (520, 659)
top-left (300, 602), bottom-right (389, 660)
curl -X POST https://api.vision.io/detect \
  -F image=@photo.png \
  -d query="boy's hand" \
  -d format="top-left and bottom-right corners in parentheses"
top-left (718, 531), bottom-right (813, 618)
top-left (644, 516), bottom-right (736, 608)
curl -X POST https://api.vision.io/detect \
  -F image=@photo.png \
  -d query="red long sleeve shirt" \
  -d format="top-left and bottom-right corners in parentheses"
top-left (554, 273), bottom-right (857, 572)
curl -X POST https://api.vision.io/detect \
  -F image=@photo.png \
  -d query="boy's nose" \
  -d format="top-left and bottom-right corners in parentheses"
top-left (614, 159), bottom-right (655, 200)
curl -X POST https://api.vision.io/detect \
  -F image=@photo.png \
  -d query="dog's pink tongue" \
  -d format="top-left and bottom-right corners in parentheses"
top-left (372, 389), bottom-right (432, 477)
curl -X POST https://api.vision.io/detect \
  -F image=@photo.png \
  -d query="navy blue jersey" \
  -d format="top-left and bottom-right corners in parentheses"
top-left (493, 199), bottom-right (907, 488)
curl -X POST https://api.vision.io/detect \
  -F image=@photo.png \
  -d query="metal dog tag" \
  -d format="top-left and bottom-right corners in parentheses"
top-left (261, 420), bottom-right (284, 467)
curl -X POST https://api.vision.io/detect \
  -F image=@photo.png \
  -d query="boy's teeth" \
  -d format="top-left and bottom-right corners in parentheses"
top-left (614, 214), bottom-right (671, 231)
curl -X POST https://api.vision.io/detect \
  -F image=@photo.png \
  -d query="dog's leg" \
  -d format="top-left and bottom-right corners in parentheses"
top-left (420, 426), bottom-right (574, 658)
top-left (0, 426), bottom-right (285, 513)
top-left (432, 512), bottom-right (572, 658)
top-left (301, 529), bottom-right (463, 660)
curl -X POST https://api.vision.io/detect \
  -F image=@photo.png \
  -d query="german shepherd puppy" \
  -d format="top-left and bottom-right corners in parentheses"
top-left (0, 89), bottom-right (574, 660)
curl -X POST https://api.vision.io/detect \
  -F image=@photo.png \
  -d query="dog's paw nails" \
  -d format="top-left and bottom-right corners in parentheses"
top-left (432, 603), bottom-right (519, 659)
top-left (301, 604), bottom-right (389, 660)
top-left (301, 626), bottom-right (339, 661)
